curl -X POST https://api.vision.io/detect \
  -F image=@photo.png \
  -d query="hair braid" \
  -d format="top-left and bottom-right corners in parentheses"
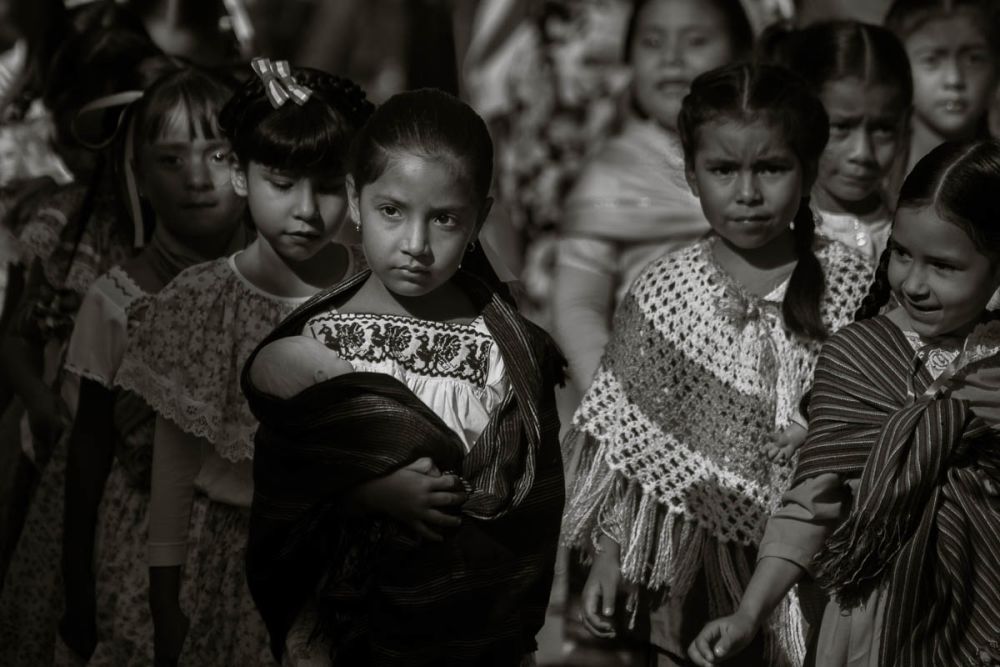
top-left (783, 198), bottom-right (827, 338)
top-left (853, 247), bottom-right (892, 321)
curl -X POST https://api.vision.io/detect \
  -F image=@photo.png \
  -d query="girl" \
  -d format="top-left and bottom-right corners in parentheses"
top-left (761, 20), bottom-right (912, 265)
top-left (689, 139), bottom-right (1000, 667)
top-left (59, 65), bottom-right (247, 666)
top-left (560, 62), bottom-right (873, 666)
top-left (113, 59), bottom-right (372, 666)
top-left (885, 0), bottom-right (1000, 175)
top-left (0, 39), bottom-right (174, 667)
top-left (552, 0), bottom-right (752, 393)
top-left (241, 88), bottom-right (566, 666)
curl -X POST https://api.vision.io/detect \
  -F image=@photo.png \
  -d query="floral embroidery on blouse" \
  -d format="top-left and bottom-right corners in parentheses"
top-left (304, 312), bottom-right (495, 389)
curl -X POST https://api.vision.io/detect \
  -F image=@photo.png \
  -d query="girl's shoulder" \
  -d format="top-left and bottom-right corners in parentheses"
top-left (116, 255), bottom-right (311, 459)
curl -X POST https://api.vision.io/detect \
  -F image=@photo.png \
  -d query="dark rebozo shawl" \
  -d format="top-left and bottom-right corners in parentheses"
top-left (240, 269), bottom-right (566, 666)
top-left (794, 316), bottom-right (1000, 666)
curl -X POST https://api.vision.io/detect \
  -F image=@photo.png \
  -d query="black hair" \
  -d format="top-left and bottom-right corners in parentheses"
top-left (758, 20), bottom-right (913, 109)
top-left (855, 139), bottom-right (1000, 320)
top-left (347, 88), bottom-right (494, 204)
top-left (218, 64), bottom-right (373, 178)
top-left (885, 0), bottom-right (1000, 53)
top-left (623, 0), bottom-right (754, 62)
top-left (133, 66), bottom-right (239, 150)
top-left (678, 62), bottom-right (832, 339)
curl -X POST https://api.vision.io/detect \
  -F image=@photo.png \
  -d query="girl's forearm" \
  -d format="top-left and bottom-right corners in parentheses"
top-left (736, 557), bottom-right (805, 624)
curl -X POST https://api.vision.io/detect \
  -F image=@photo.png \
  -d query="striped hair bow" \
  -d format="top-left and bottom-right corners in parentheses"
top-left (251, 58), bottom-right (311, 108)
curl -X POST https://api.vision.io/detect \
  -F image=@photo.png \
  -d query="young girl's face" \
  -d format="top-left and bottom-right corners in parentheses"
top-left (348, 151), bottom-right (488, 299)
top-left (888, 205), bottom-right (1000, 338)
top-left (906, 12), bottom-right (998, 139)
top-left (234, 163), bottom-right (348, 262)
top-left (815, 77), bottom-right (907, 213)
top-left (630, 0), bottom-right (736, 131)
top-left (136, 114), bottom-right (244, 241)
top-left (685, 117), bottom-right (806, 251)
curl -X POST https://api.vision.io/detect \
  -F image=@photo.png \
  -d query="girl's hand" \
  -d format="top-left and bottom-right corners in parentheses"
top-left (581, 537), bottom-right (626, 639)
top-left (351, 457), bottom-right (466, 542)
top-left (152, 601), bottom-right (189, 667)
top-left (765, 423), bottom-right (807, 463)
top-left (687, 611), bottom-right (759, 666)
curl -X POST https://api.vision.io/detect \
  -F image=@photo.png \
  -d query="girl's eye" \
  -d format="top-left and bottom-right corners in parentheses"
top-left (685, 33), bottom-right (709, 48)
top-left (639, 35), bottom-right (661, 49)
top-left (210, 150), bottom-right (230, 163)
top-left (757, 163), bottom-right (788, 175)
top-left (379, 205), bottom-right (401, 219)
top-left (269, 179), bottom-right (293, 191)
top-left (830, 122), bottom-right (851, 133)
top-left (918, 54), bottom-right (941, 68)
top-left (932, 261), bottom-right (958, 272)
top-left (157, 155), bottom-right (183, 166)
top-left (890, 245), bottom-right (910, 260)
top-left (872, 126), bottom-right (895, 139)
top-left (434, 213), bottom-right (457, 227)
top-left (707, 165), bottom-right (734, 176)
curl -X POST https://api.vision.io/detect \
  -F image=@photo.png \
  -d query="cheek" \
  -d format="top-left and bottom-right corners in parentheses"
top-left (685, 43), bottom-right (733, 76)
top-left (319, 196), bottom-right (348, 225)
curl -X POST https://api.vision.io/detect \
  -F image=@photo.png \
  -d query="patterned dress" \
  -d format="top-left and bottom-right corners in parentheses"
top-left (114, 250), bottom-right (361, 666)
top-left (561, 237), bottom-right (872, 665)
top-left (0, 182), bottom-right (135, 667)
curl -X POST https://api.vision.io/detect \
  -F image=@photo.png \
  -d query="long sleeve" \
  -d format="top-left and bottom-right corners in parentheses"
top-left (148, 415), bottom-right (203, 567)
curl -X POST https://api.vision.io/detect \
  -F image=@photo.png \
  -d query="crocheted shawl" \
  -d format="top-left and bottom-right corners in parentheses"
top-left (794, 316), bottom-right (1000, 667)
top-left (562, 117), bottom-right (708, 244)
top-left (241, 269), bottom-right (567, 666)
top-left (562, 237), bottom-right (871, 664)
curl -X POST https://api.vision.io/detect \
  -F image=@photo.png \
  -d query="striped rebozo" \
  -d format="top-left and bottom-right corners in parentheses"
top-left (240, 270), bottom-right (567, 666)
top-left (795, 315), bottom-right (1000, 666)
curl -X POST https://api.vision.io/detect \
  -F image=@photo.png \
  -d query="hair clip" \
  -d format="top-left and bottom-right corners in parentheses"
top-left (251, 58), bottom-right (311, 108)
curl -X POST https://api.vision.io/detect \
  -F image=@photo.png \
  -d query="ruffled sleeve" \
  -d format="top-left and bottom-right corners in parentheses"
top-left (64, 266), bottom-right (145, 387)
top-left (115, 256), bottom-right (307, 462)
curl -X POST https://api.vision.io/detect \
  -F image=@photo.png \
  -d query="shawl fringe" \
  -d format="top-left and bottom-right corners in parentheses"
top-left (563, 436), bottom-right (805, 666)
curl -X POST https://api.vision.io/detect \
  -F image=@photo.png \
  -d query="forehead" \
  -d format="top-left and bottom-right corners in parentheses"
top-left (636, 0), bottom-right (727, 32)
top-left (145, 101), bottom-right (222, 143)
top-left (892, 205), bottom-right (982, 259)
top-left (820, 77), bottom-right (907, 117)
top-left (905, 12), bottom-right (992, 50)
top-left (367, 151), bottom-right (477, 202)
top-left (694, 117), bottom-right (795, 159)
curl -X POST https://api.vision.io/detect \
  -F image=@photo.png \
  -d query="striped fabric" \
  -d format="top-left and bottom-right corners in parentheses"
top-left (241, 269), bottom-right (566, 666)
top-left (794, 316), bottom-right (1000, 666)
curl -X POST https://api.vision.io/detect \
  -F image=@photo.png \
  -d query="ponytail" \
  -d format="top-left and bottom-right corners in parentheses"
top-left (782, 198), bottom-right (827, 339)
top-left (853, 247), bottom-right (892, 321)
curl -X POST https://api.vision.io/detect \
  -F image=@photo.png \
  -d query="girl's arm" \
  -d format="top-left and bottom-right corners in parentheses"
top-left (551, 255), bottom-right (617, 392)
top-left (148, 415), bottom-right (202, 667)
top-left (59, 378), bottom-right (115, 659)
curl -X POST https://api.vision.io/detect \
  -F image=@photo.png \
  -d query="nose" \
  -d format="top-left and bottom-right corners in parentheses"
top-left (663, 36), bottom-right (683, 67)
top-left (900, 263), bottom-right (930, 300)
top-left (942, 55), bottom-right (966, 89)
top-left (185, 157), bottom-right (212, 190)
top-left (293, 180), bottom-right (318, 220)
top-left (402, 219), bottom-right (430, 258)
top-left (735, 171), bottom-right (762, 205)
top-left (848, 128), bottom-right (876, 165)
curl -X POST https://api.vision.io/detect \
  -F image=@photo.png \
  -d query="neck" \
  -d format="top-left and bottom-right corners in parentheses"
top-left (353, 273), bottom-right (477, 324)
top-left (811, 186), bottom-right (884, 220)
top-left (715, 228), bottom-right (797, 270)
top-left (237, 238), bottom-right (348, 299)
top-left (909, 115), bottom-right (977, 173)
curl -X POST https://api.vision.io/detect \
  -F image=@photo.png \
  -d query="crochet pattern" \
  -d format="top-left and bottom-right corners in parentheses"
top-left (563, 236), bottom-right (872, 665)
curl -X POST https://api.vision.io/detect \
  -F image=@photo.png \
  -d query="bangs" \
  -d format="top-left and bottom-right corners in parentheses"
top-left (238, 98), bottom-right (352, 176)
top-left (136, 68), bottom-right (236, 146)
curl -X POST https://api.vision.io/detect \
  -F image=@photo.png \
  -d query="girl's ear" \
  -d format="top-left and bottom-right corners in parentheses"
top-left (684, 161), bottom-right (700, 198)
top-left (346, 175), bottom-right (361, 227)
top-left (231, 164), bottom-right (248, 197)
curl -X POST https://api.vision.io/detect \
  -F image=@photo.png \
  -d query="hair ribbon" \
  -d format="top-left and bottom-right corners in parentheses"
top-left (252, 58), bottom-right (311, 108)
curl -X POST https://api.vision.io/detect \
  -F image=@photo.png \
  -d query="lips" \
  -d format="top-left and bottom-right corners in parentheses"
top-left (937, 99), bottom-right (969, 114)
top-left (181, 201), bottom-right (218, 209)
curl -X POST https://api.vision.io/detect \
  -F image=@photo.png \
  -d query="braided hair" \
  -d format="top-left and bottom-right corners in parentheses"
top-left (218, 65), bottom-right (373, 177)
top-left (678, 62), bottom-right (831, 339)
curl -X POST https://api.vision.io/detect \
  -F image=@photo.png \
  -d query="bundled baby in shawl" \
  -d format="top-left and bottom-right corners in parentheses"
top-left (249, 335), bottom-right (356, 399)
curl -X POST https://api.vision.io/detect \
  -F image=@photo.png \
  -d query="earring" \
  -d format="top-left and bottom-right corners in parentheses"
top-left (467, 240), bottom-right (477, 252)
top-left (354, 220), bottom-right (361, 233)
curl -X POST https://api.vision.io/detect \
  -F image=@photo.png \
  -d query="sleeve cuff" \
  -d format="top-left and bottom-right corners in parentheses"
top-left (757, 541), bottom-right (816, 576)
top-left (148, 541), bottom-right (188, 567)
